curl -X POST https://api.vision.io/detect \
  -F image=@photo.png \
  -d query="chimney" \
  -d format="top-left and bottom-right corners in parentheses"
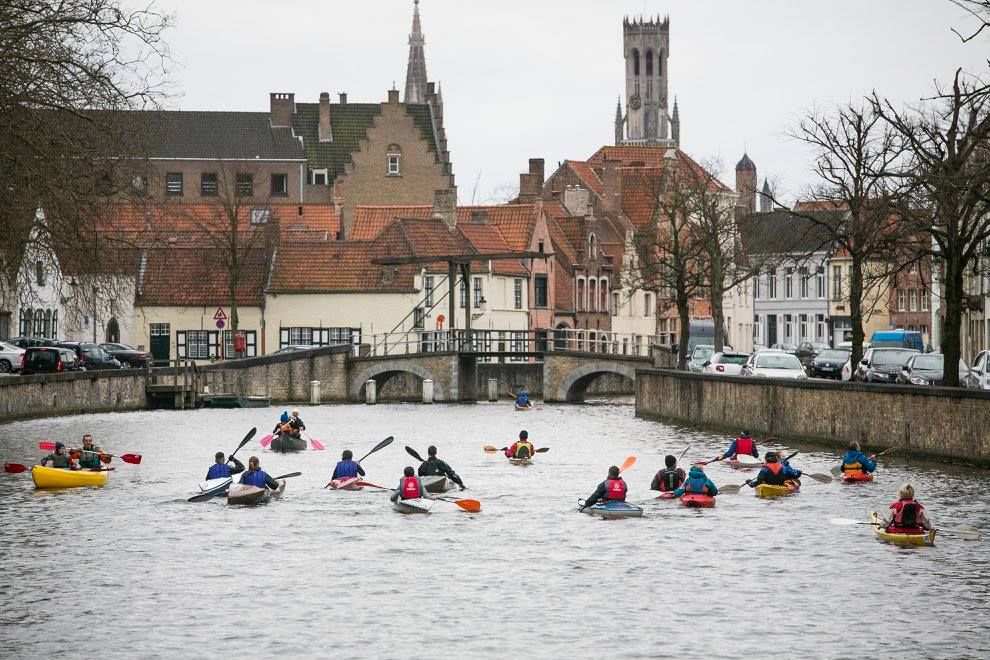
top-left (519, 173), bottom-right (539, 203)
top-left (427, 82), bottom-right (436, 97)
top-left (270, 92), bottom-right (295, 127)
top-left (601, 158), bottom-right (622, 216)
top-left (563, 186), bottom-right (590, 217)
top-left (338, 92), bottom-right (348, 105)
top-left (528, 158), bottom-right (545, 190)
top-left (432, 188), bottom-right (457, 227)
top-left (387, 89), bottom-right (400, 104)
top-left (318, 92), bottom-right (331, 142)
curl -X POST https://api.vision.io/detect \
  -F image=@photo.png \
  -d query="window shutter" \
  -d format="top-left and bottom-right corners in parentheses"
top-left (320, 328), bottom-right (330, 345)
top-left (176, 331), bottom-right (187, 358)
top-left (279, 328), bottom-right (289, 349)
top-left (208, 331), bottom-right (219, 358)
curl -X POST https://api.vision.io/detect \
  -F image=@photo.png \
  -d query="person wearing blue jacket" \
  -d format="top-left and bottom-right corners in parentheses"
top-left (840, 442), bottom-right (877, 475)
top-left (205, 451), bottom-right (245, 480)
top-left (748, 452), bottom-right (802, 488)
top-left (514, 389), bottom-right (531, 408)
top-left (673, 465), bottom-right (719, 497)
top-left (332, 449), bottom-right (366, 481)
top-left (239, 456), bottom-right (280, 490)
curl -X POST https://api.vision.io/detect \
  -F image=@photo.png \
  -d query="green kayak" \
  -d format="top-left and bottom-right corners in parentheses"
top-left (270, 433), bottom-right (307, 452)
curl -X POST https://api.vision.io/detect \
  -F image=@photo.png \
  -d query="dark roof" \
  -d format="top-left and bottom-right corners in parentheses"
top-left (138, 111), bottom-right (305, 160)
top-left (735, 153), bottom-right (756, 171)
top-left (742, 209), bottom-right (845, 256)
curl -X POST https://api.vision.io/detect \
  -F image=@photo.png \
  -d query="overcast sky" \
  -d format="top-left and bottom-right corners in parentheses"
top-left (157, 0), bottom-right (988, 204)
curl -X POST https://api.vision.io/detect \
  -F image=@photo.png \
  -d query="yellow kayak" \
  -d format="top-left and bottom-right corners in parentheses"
top-left (755, 479), bottom-right (800, 498)
top-left (32, 465), bottom-right (109, 489)
top-left (871, 512), bottom-right (936, 547)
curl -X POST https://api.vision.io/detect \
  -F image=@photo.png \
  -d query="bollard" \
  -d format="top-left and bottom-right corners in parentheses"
top-left (365, 379), bottom-right (377, 405)
top-left (488, 378), bottom-right (498, 402)
top-left (310, 380), bottom-right (321, 405)
top-left (422, 379), bottom-right (434, 404)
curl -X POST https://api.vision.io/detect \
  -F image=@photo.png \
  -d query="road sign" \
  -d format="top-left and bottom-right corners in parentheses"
top-left (213, 307), bottom-right (227, 321)
top-left (216, 319), bottom-right (225, 329)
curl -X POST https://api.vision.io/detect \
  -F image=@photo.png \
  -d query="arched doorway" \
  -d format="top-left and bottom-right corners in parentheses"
top-left (106, 318), bottom-right (120, 343)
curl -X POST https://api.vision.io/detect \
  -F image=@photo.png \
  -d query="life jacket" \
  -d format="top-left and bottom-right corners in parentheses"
top-left (240, 469), bottom-right (268, 488)
top-left (419, 457), bottom-right (444, 477)
top-left (516, 394), bottom-right (529, 405)
top-left (605, 478), bottom-right (627, 501)
top-left (49, 453), bottom-right (72, 469)
top-left (888, 499), bottom-right (925, 532)
top-left (335, 460), bottom-right (359, 479)
top-left (278, 422), bottom-right (293, 434)
top-left (77, 448), bottom-right (102, 469)
top-left (762, 462), bottom-right (787, 486)
top-left (842, 460), bottom-right (864, 474)
top-left (514, 441), bottom-right (534, 459)
top-left (289, 418), bottom-right (304, 430)
top-left (733, 437), bottom-right (756, 458)
top-left (684, 475), bottom-right (712, 495)
top-left (657, 467), bottom-right (685, 492)
top-left (401, 476), bottom-right (421, 500)
top-left (207, 463), bottom-right (232, 480)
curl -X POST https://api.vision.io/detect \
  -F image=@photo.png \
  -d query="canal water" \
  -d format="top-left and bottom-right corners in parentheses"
top-left (0, 402), bottom-right (987, 659)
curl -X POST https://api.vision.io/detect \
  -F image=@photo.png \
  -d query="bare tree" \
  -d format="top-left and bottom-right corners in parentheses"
top-left (950, 0), bottom-right (990, 42)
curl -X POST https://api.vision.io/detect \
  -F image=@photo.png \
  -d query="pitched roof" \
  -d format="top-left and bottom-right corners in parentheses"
top-left (742, 209), bottom-right (845, 256)
top-left (136, 246), bottom-right (268, 306)
top-left (268, 241), bottom-right (418, 293)
top-left (586, 146), bottom-right (731, 192)
top-left (457, 204), bottom-right (539, 252)
top-left (351, 205), bottom-right (433, 240)
top-left (566, 161), bottom-right (604, 195)
top-left (457, 221), bottom-right (529, 276)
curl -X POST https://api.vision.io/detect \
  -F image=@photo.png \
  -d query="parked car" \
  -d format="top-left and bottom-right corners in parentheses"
top-left (703, 351), bottom-right (750, 376)
top-left (100, 342), bottom-right (152, 367)
top-left (752, 344), bottom-right (769, 353)
top-left (897, 353), bottom-right (970, 386)
top-left (795, 341), bottom-right (830, 365)
top-left (272, 345), bottom-right (318, 355)
top-left (7, 336), bottom-right (57, 349)
top-left (770, 343), bottom-right (798, 354)
top-left (0, 341), bottom-right (25, 374)
top-left (741, 351), bottom-right (808, 380)
top-left (870, 329), bottom-right (925, 352)
top-left (810, 348), bottom-right (851, 379)
top-left (837, 341), bottom-right (871, 352)
top-left (966, 350), bottom-right (989, 390)
top-left (855, 347), bottom-right (920, 383)
top-left (687, 345), bottom-right (716, 373)
top-left (55, 342), bottom-right (122, 370)
top-left (20, 346), bottom-right (83, 375)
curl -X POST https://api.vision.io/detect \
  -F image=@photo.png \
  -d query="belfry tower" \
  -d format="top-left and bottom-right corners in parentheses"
top-left (615, 16), bottom-right (677, 147)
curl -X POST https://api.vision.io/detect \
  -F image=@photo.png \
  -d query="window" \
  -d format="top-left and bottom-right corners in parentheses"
top-left (816, 314), bottom-right (826, 341)
top-left (768, 272), bottom-right (777, 299)
top-left (832, 266), bottom-right (842, 301)
top-left (538, 240), bottom-right (545, 253)
top-left (179, 330), bottom-right (217, 360)
top-left (271, 173), bottom-right (289, 196)
top-left (279, 327), bottom-right (357, 349)
top-left (165, 172), bottom-right (183, 196)
top-left (576, 278), bottom-right (585, 311)
top-left (312, 169), bottom-right (328, 186)
top-left (784, 314), bottom-right (793, 340)
top-left (150, 323), bottom-right (169, 337)
top-left (909, 289), bottom-right (917, 312)
top-left (785, 268), bottom-right (794, 299)
top-left (645, 49), bottom-right (654, 76)
top-left (800, 274), bottom-right (810, 299)
top-left (43, 309), bottom-right (52, 338)
top-left (473, 277), bottom-right (483, 308)
top-left (33, 310), bottom-right (43, 337)
top-left (534, 276), bottom-right (548, 307)
top-left (387, 154), bottom-right (401, 176)
top-left (235, 173), bottom-right (254, 197)
top-left (459, 279), bottom-right (467, 308)
top-left (632, 48), bottom-right (640, 76)
top-left (816, 269), bottom-right (826, 298)
top-left (413, 308), bottom-right (425, 329)
top-left (799, 314), bottom-right (808, 340)
top-left (223, 330), bottom-right (257, 357)
top-left (922, 290), bottom-right (930, 312)
top-left (514, 279), bottom-right (523, 310)
top-left (250, 208), bottom-right (270, 225)
top-left (424, 275), bottom-right (435, 306)
top-left (588, 279), bottom-right (597, 311)
top-left (611, 291), bottom-right (620, 316)
top-left (754, 275), bottom-right (761, 300)
top-left (200, 172), bottom-right (218, 196)
top-left (19, 309), bottom-right (31, 336)
top-left (898, 289), bottom-right (906, 312)
top-left (589, 234), bottom-right (597, 259)
top-left (600, 279), bottom-right (608, 311)
top-left (0, 311), bottom-right (8, 341)
top-left (35, 260), bottom-right (44, 286)
top-left (644, 292), bottom-right (654, 317)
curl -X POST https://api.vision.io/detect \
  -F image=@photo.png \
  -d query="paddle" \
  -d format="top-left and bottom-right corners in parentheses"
top-left (358, 436), bottom-right (394, 463)
top-left (353, 480), bottom-right (480, 512)
top-left (272, 471), bottom-right (302, 480)
top-left (187, 428), bottom-right (258, 502)
top-left (406, 446), bottom-right (425, 462)
top-left (4, 463), bottom-right (114, 474)
top-left (483, 445), bottom-right (550, 454)
top-left (829, 517), bottom-right (981, 540)
top-left (579, 456), bottom-right (637, 512)
top-left (802, 472), bottom-right (834, 484)
top-left (260, 434), bottom-right (274, 448)
top-left (718, 451), bottom-right (800, 494)
top-left (37, 442), bottom-right (142, 465)
top-left (677, 445), bottom-right (691, 463)
top-left (228, 427), bottom-right (256, 463)
top-left (303, 432), bottom-right (325, 451)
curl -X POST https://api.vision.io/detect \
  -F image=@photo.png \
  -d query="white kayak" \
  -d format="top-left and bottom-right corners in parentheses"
top-left (421, 475), bottom-right (447, 493)
top-left (581, 500), bottom-right (644, 518)
top-left (228, 480), bottom-right (285, 505)
top-left (188, 477), bottom-right (233, 502)
top-left (393, 497), bottom-right (434, 514)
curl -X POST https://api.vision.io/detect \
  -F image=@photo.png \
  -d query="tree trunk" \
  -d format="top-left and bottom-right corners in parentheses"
top-left (710, 281), bottom-right (725, 351)
top-left (848, 254), bottom-right (866, 371)
top-left (940, 255), bottom-right (965, 387)
top-left (229, 262), bottom-right (241, 358)
top-left (676, 294), bottom-right (691, 370)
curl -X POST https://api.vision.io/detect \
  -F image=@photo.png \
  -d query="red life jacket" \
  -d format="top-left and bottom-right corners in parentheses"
top-left (762, 462), bottom-right (787, 486)
top-left (401, 476), bottom-right (420, 500)
top-left (657, 467), bottom-right (685, 492)
top-left (605, 478), bottom-right (627, 501)
top-left (734, 437), bottom-right (756, 458)
top-left (888, 499), bottom-right (925, 532)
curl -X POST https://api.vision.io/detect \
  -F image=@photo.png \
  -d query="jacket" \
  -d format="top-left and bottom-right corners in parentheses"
top-left (841, 450), bottom-right (877, 474)
top-left (673, 466), bottom-right (718, 497)
top-left (418, 456), bottom-right (465, 488)
top-left (332, 460), bottom-right (366, 480)
top-left (390, 476), bottom-right (429, 502)
top-left (206, 456), bottom-right (245, 480)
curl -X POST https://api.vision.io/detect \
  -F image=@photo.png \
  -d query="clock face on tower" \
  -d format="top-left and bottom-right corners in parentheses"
top-left (629, 94), bottom-right (642, 110)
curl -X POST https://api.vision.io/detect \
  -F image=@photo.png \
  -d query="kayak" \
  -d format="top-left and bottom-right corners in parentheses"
top-left (727, 459), bottom-right (762, 469)
top-left (514, 403), bottom-right (532, 411)
top-left (189, 477), bottom-right (233, 502)
top-left (679, 493), bottom-right (716, 508)
top-left (656, 491), bottom-right (678, 500)
top-left (32, 465), bottom-right (109, 489)
top-left (270, 434), bottom-right (307, 452)
top-left (841, 472), bottom-right (874, 484)
top-left (871, 512), bottom-right (936, 546)
top-left (228, 480), bottom-right (285, 505)
top-left (508, 457), bottom-right (532, 466)
top-left (421, 475), bottom-right (447, 493)
top-left (581, 500), bottom-right (643, 518)
top-left (328, 477), bottom-right (363, 490)
top-left (755, 479), bottom-right (800, 498)
top-left (393, 497), bottom-right (434, 514)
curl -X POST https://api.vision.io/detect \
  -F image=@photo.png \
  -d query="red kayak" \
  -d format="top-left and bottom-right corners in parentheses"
top-left (841, 472), bottom-right (874, 484)
top-left (656, 492), bottom-right (677, 500)
top-left (679, 493), bottom-right (716, 508)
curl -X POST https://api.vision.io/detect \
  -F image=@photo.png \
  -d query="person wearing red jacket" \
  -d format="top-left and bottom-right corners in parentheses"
top-left (580, 466), bottom-right (627, 510)
top-left (881, 483), bottom-right (932, 534)
top-left (503, 430), bottom-right (535, 459)
top-left (714, 430), bottom-right (759, 461)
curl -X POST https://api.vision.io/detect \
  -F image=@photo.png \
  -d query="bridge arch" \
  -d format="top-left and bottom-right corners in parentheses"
top-left (349, 360), bottom-right (446, 401)
top-left (555, 362), bottom-right (637, 402)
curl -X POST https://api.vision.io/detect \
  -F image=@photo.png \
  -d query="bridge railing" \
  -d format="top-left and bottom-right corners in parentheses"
top-left (363, 328), bottom-right (657, 359)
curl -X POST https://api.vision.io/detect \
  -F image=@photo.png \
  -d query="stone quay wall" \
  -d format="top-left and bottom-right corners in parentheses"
top-left (0, 370), bottom-right (148, 422)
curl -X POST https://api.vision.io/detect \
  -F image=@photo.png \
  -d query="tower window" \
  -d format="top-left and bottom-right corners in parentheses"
top-left (646, 50), bottom-right (654, 76)
top-left (659, 50), bottom-right (664, 77)
top-left (632, 48), bottom-right (640, 76)
top-left (387, 143), bottom-right (402, 176)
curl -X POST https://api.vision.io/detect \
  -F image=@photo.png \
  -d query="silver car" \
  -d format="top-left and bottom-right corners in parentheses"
top-left (741, 351), bottom-right (807, 380)
top-left (703, 351), bottom-right (750, 376)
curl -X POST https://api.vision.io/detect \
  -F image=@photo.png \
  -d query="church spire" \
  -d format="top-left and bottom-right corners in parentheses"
top-left (404, 0), bottom-right (429, 104)
top-left (671, 96), bottom-right (680, 146)
top-left (614, 96), bottom-right (624, 146)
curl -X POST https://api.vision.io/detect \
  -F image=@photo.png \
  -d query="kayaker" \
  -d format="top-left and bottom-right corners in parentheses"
top-left (418, 445), bottom-right (466, 490)
top-left (331, 450), bottom-right (366, 481)
top-left (514, 389), bottom-right (531, 408)
top-left (205, 451), bottom-right (245, 480)
top-left (39, 442), bottom-right (78, 470)
top-left (273, 411), bottom-right (292, 437)
top-left (881, 483), bottom-right (932, 533)
top-left (74, 434), bottom-right (110, 470)
top-left (580, 465), bottom-right (627, 510)
top-left (714, 430), bottom-right (759, 462)
top-left (239, 456), bottom-right (280, 491)
top-left (651, 454), bottom-right (686, 493)
top-left (503, 430), bottom-right (535, 459)
top-left (840, 441), bottom-right (877, 476)
top-left (672, 465), bottom-right (718, 497)
top-left (747, 452), bottom-right (801, 489)
top-left (389, 466), bottom-right (432, 502)
top-left (287, 410), bottom-right (306, 438)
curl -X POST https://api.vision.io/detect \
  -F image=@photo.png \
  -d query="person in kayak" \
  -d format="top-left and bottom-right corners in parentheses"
top-left (239, 456), bottom-right (280, 490)
top-left (273, 411), bottom-right (292, 437)
top-left (513, 389), bottom-right (531, 408)
top-left (205, 451), bottom-right (245, 480)
top-left (73, 434), bottom-right (110, 470)
top-left (503, 430), bottom-right (535, 459)
top-left (880, 483), bottom-right (932, 534)
top-left (389, 466), bottom-right (432, 502)
top-left (651, 454), bottom-right (686, 493)
top-left (418, 445), bottom-right (466, 490)
top-left (287, 410), bottom-right (306, 438)
top-left (672, 465), bottom-right (718, 497)
top-left (580, 466), bottom-right (627, 510)
top-left (39, 442), bottom-right (78, 470)
top-left (713, 430), bottom-right (759, 462)
top-left (840, 441), bottom-right (877, 476)
top-left (747, 451), bottom-right (802, 488)
top-left (332, 450), bottom-right (366, 481)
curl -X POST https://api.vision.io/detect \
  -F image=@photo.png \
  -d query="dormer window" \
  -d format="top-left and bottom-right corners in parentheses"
top-left (311, 169), bottom-right (328, 186)
top-left (387, 144), bottom-right (402, 176)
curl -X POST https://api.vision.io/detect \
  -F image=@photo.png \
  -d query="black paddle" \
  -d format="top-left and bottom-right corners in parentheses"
top-left (406, 446), bottom-right (425, 463)
top-left (188, 428), bottom-right (258, 503)
top-left (358, 436), bottom-right (394, 463)
top-left (229, 427), bottom-right (256, 463)
top-left (272, 472), bottom-right (302, 480)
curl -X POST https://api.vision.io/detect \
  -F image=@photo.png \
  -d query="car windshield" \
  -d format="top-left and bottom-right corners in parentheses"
top-left (81, 346), bottom-right (101, 357)
top-left (872, 339), bottom-right (910, 348)
top-left (913, 355), bottom-right (943, 370)
top-left (810, 342), bottom-right (829, 350)
top-left (756, 354), bottom-right (802, 370)
top-left (872, 350), bottom-right (915, 366)
top-left (718, 354), bottom-right (749, 365)
top-left (691, 347), bottom-right (714, 361)
top-left (817, 350), bottom-right (848, 360)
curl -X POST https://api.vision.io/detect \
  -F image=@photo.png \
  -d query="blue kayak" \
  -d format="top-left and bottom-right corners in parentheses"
top-left (580, 500), bottom-right (644, 518)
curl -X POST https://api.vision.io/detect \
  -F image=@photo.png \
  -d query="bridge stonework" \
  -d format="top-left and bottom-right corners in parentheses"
top-left (542, 353), bottom-right (644, 402)
top-left (347, 353), bottom-right (459, 402)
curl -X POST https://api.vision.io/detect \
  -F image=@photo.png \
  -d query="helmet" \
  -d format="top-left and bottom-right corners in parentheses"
top-left (519, 430), bottom-right (528, 440)
top-left (280, 411), bottom-right (289, 423)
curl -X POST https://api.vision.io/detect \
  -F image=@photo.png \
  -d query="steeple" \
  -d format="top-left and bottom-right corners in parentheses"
top-left (404, 0), bottom-right (428, 104)
top-left (614, 96), bottom-right (624, 146)
top-left (671, 96), bottom-right (680, 146)
top-left (759, 178), bottom-right (773, 213)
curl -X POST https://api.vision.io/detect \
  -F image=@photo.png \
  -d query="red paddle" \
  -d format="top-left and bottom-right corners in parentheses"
top-left (37, 442), bottom-right (141, 465)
